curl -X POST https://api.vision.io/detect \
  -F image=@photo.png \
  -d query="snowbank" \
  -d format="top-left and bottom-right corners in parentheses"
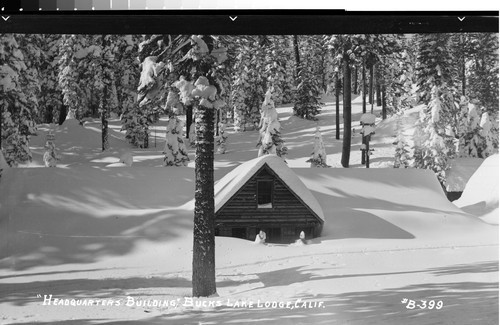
top-left (445, 158), bottom-right (484, 192)
top-left (454, 154), bottom-right (499, 225)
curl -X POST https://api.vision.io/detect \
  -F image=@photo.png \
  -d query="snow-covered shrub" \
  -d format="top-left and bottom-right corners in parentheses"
top-left (307, 126), bottom-right (329, 167)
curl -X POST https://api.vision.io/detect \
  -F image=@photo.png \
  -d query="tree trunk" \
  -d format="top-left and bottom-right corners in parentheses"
top-left (353, 66), bottom-right (358, 94)
top-left (144, 127), bottom-right (149, 148)
top-left (461, 35), bottom-right (466, 96)
top-left (192, 102), bottom-right (216, 298)
top-left (101, 86), bottom-right (109, 151)
top-left (101, 34), bottom-right (109, 151)
top-left (376, 84), bottom-right (382, 107)
top-left (341, 59), bottom-right (352, 168)
top-left (382, 85), bottom-right (387, 120)
top-left (362, 63), bottom-right (366, 114)
top-left (293, 35), bottom-right (301, 77)
top-left (369, 64), bottom-right (374, 113)
top-left (366, 135), bottom-right (370, 168)
top-left (335, 73), bottom-right (341, 140)
top-left (58, 102), bottom-right (67, 125)
top-left (215, 109), bottom-right (220, 136)
top-left (186, 104), bottom-right (193, 139)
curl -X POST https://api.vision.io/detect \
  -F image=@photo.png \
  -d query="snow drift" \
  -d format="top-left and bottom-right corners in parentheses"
top-left (454, 154), bottom-right (499, 225)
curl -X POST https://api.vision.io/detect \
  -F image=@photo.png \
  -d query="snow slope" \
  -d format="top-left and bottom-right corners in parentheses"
top-left (0, 98), bottom-right (497, 325)
top-left (454, 154), bottom-right (499, 225)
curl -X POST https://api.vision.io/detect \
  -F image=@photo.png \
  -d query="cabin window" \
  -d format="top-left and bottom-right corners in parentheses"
top-left (257, 180), bottom-right (273, 208)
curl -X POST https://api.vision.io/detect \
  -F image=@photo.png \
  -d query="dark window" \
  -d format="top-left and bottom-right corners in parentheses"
top-left (257, 180), bottom-right (273, 208)
top-left (231, 228), bottom-right (247, 239)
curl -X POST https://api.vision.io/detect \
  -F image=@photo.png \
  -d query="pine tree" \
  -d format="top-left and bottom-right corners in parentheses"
top-left (412, 86), bottom-right (456, 184)
top-left (293, 35), bottom-right (324, 120)
top-left (415, 34), bottom-right (455, 104)
top-left (38, 35), bottom-right (63, 124)
top-left (215, 116), bottom-right (228, 154)
top-left (231, 37), bottom-right (266, 131)
top-left (163, 113), bottom-right (190, 166)
top-left (58, 35), bottom-right (83, 120)
top-left (0, 34), bottom-right (37, 166)
top-left (458, 97), bottom-right (483, 158)
top-left (467, 33), bottom-right (499, 114)
top-left (307, 126), bottom-right (329, 167)
top-left (257, 88), bottom-right (287, 158)
top-left (393, 114), bottom-right (411, 168)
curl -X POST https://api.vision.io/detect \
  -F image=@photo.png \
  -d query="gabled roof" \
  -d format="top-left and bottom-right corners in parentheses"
top-left (214, 155), bottom-right (325, 222)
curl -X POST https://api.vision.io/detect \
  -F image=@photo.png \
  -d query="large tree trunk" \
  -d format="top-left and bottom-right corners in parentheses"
top-left (293, 35), bottom-right (301, 77)
top-left (362, 63), bottom-right (366, 114)
top-left (335, 73), bottom-right (341, 140)
top-left (382, 84), bottom-right (387, 120)
top-left (341, 59), bottom-right (352, 168)
top-left (101, 86), bottom-right (109, 151)
top-left (460, 35), bottom-right (466, 96)
top-left (369, 64), bottom-right (374, 113)
top-left (101, 35), bottom-right (109, 151)
top-left (353, 66), bottom-right (358, 94)
top-left (186, 104), bottom-right (193, 139)
top-left (192, 102), bottom-right (216, 298)
top-left (376, 83), bottom-right (382, 107)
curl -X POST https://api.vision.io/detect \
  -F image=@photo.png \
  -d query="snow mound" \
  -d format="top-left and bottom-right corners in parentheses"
top-left (454, 154), bottom-right (499, 225)
top-left (294, 167), bottom-right (490, 240)
top-left (445, 158), bottom-right (484, 192)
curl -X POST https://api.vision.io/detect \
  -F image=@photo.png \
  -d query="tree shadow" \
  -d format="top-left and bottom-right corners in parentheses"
top-left (6, 261), bottom-right (498, 324)
top-left (0, 168), bottom-right (195, 271)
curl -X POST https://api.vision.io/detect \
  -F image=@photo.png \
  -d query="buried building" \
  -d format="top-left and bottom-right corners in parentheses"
top-left (214, 155), bottom-right (324, 243)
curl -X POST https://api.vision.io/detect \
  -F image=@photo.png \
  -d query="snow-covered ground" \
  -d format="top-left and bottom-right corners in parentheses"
top-left (0, 97), bottom-right (498, 324)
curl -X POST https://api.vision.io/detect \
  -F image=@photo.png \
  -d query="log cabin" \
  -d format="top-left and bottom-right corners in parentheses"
top-left (214, 155), bottom-right (324, 243)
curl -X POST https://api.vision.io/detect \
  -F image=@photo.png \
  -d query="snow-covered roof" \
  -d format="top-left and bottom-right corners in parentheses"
top-left (360, 113), bottom-right (376, 124)
top-left (215, 155), bottom-right (325, 222)
top-left (445, 158), bottom-right (484, 192)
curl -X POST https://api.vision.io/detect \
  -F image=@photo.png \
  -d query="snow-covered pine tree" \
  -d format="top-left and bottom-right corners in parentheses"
top-left (231, 37), bottom-right (266, 131)
top-left (377, 35), bottom-right (414, 114)
top-left (478, 111), bottom-right (496, 158)
top-left (58, 35), bottom-right (83, 120)
top-left (159, 78), bottom-right (189, 166)
top-left (163, 113), bottom-right (190, 166)
top-left (114, 35), bottom-right (140, 119)
top-left (415, 33), bottom-right (456, 104)
top-left (412, 86), bottom-right (457, 184)
top-left (0, 34), bottom-right (38, 166)
top-left (17, 34), bottom-right (42, 123)
top-left (306, 125), bottom-right (329, 167)
top-left (121, 35), bottom-right (167, 148)
top-left (467, 33), bottom-right (499, 114)
top-left (263, 36), bottom-right (293, 106)
top-left (293, 35), bottom-right (324, 120)
top-left (257, 88), bottom-right (287, 158)
top-left (467, 33), bottom-right (499, 150)
top-left (393, 113), bottom-right (411, 168)
top-left (458, 97), bottom-right (482, 157)
top-left (215, 121), bottom-right (228, 154)
top-left (38, 35), bottom-right (63, 124)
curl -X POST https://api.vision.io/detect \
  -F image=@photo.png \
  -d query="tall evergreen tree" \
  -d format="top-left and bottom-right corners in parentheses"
top-left (0, 34), bottom-right (38, 166)
top-left (293, 35), bottom-right (324, 120)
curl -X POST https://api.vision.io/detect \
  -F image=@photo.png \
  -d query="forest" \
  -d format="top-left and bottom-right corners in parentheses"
top-left (0, 33), bottom-right (498, 181)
